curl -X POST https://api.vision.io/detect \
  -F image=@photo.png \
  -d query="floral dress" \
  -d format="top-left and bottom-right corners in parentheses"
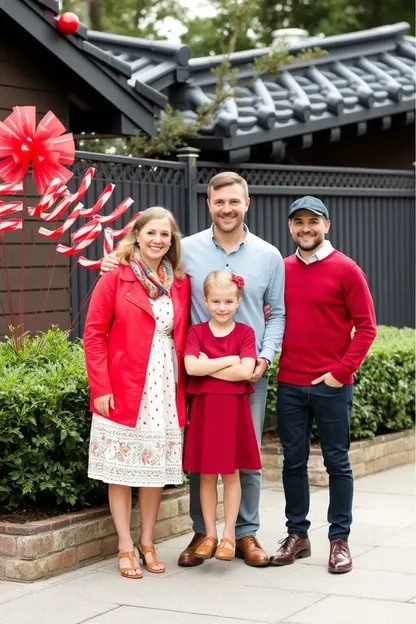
top-left (88, 294), bottom-right (183, 487)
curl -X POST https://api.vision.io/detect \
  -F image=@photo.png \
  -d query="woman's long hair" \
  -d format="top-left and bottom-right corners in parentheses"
top-left (117, 207), bottom-right (185, 278)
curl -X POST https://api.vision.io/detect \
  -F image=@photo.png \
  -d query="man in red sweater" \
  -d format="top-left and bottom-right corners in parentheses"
top-left (269, 196), bottom-right (377, 574)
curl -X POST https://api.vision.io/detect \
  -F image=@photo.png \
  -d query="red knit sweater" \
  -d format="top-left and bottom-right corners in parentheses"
top-left (278, 250), bottom-right (377, 385)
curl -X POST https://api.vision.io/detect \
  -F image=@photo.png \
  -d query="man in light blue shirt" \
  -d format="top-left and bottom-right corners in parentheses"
top-left (179, 172), bottom-right (285, 567)
top-left (101, 171), bottom-right (285, 567)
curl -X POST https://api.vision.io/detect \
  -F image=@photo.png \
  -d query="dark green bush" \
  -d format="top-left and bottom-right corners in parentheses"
top-left (0, 328), bottom-right (106, 511)
top-left (266, 326), bottom-right (415, 441)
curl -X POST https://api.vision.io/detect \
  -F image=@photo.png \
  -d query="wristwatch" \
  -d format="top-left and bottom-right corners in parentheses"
top-left (260, 357), bottom-right (271, 370)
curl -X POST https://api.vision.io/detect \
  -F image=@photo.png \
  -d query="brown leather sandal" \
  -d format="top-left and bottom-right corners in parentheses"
top-left (137, 542), bottom-right (166, 574)
top-left (117, 550), bottom-right (143, 579)
top-left (215, 537), bottom-right (236, 561)
top-left (195, 536), bottom-right (218, 559)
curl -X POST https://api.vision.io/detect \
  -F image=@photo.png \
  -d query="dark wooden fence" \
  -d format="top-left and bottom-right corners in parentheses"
top-left (70, 150), bottom-right (415, 337)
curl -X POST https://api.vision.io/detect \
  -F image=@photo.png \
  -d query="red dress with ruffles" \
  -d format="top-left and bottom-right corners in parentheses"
top-left (183, 322), bottom-right (262, 474)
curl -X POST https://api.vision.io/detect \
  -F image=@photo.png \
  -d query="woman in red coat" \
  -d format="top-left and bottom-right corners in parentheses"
top-left (83, 207), bottom-right (190, 579)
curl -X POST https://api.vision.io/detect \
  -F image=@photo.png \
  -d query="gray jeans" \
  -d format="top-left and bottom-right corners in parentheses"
top-left (189, 375), bottom-right (268, 539)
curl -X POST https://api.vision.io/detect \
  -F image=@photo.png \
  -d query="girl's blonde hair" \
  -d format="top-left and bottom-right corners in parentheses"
top-left (203, 270), bottom-right (244, 297)
top-left (117, 206), bottom-right (185, 278)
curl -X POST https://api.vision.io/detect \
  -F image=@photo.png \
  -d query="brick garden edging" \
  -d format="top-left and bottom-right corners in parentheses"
top-left (0, 484), bottom-right (224, 582)
top-left (261, 429), bottom-right (415, 485)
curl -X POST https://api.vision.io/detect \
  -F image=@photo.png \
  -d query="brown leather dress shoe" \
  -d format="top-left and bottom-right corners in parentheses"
top-left (328, 539), bottom-right (352, 574)
top-left (269, 534), bottom-right (311, 566)
top-left (235, 535), bottom-right (269, 567)
top-left (178, 533), bottom-right (206, 567)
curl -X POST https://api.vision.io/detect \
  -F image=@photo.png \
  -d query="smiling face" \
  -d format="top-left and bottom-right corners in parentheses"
top-left (289, 209), bottom-right (330, 253)
top-left (207, 183), bottom-right (250, 235)
top-left (204, 284), bottom-right (241, 324)
top-left (136, 216), bottom-right (172, 267)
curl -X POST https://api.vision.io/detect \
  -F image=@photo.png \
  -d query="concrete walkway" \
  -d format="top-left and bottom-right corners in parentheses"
top-left (0, 464), bottom-right (415, 624)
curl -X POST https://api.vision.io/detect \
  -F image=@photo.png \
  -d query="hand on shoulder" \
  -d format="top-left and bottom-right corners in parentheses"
top-left (100, 251), bottom-right (120, 274)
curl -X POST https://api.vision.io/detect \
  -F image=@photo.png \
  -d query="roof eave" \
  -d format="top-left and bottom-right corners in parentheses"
top-left (1, 0), bottom-right (157, 136)
top-left (191, 99), bottom-right (415, 152)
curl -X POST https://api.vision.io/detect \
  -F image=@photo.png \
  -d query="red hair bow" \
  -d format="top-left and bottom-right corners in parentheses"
top-left (231, 273), bottom-right (245, 288)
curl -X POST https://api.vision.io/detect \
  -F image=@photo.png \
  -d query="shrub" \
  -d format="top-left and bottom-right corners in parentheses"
top-left (266, 326), bottom-right (415, 441)
top-left (0, 328), bottom-right (106, 511)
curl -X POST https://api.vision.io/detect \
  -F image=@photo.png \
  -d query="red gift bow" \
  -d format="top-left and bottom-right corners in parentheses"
top-left (0, 106), bottom-right (75, 194)
top-left (231, 273), bottom-right (245, 288)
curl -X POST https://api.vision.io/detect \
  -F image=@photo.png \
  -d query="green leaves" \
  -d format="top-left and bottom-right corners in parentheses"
top-left (0, 327), bottom-right (106, 511)
top-left (266, 326), bottom-right (415, 441)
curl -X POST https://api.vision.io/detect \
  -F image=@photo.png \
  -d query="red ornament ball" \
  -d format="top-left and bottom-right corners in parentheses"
top-left (57, 12), bottom-right (80, 36)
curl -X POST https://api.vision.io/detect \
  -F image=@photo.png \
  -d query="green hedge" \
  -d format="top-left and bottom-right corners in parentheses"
top-left (0, 329), bottom-right (106, 511)
top-left (266, 325), bottom-right (415, 440)
top-left (0, 326), bottom-right (414, 512)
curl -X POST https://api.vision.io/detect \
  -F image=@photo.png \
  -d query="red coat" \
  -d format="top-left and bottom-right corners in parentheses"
top-left (83, 265), bottom-right (190, 428)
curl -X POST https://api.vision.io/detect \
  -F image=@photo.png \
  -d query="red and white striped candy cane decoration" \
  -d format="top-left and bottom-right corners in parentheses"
top-left (78, 227), bottom-right (115, 269)
top-left (29, 167), bottom-right (94, 219)
top-left (28, 178), bottom-right (67, 217)
top-left (111, 212), bottom-right (142, 238)
top-left (0, 201), bottom-right (23, 216)
top-left (0, 181), bottom-right (23, 195)
top-left (38, 203), bottom-right (84, 238)
top-left (77, 212), bottom-right (143, 269)
top-left (0, 218), bottom-right (22, 233)
top-left (57, 220), bottom-right (103, 256)
top-left (94, 197), bottom-right (134, 224)
top-left (0, 181), bottom-right (23, 232)
top-left (78, 184), bottom-right (115, 217)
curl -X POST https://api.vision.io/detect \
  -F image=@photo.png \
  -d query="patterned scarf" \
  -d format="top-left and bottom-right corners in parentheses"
top-left (130, 256), bottom-right (174, 299)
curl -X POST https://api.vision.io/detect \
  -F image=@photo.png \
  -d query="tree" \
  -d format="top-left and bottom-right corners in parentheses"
top-left (61, 0), bottom-right (187, 38)
top-left (183, 0), bottom-right (415, 53)
top-left (62, 0), bottom-right (415, 53)
top-left (180, 0), bottom-right (263, 57)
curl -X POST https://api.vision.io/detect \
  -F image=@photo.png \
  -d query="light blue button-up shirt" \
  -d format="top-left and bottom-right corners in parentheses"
top-left (181, 225), bottom-right (286, 363)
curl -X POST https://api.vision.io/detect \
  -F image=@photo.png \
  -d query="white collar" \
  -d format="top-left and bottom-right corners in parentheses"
top-left (296, 240), bottom-right (335, 264)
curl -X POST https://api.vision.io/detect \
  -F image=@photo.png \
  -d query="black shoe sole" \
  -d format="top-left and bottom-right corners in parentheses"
top-left (177, 558), bottom-right (205, 567)
top-left (269, 549), bottom-right (311, 566)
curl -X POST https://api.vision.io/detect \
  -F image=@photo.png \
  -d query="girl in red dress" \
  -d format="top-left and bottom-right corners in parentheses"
top-left (183, 270), bottom-right (261, 561)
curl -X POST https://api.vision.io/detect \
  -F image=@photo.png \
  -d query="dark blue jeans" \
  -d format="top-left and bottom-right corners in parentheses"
top-left (277, 381), bottom-right (354, 540)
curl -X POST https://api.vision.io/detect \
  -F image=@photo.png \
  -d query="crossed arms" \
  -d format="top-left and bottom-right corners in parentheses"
top-left (184, 353), bottom-right (256, 382)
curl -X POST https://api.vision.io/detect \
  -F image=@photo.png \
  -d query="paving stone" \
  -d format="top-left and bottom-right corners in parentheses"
top-left (0, 583), bottom-right (117, 624)
top-left (267, 564), bottom-right (415, 602)
top-left (351, 506), bottom-right (416, 528)
top-left (353, 546), bottom-right (416, 574)
top-left (88, 605), bottom-right (267, 624)
top-left (54, 572), bottom-right (324, 624)
top-left (352, 490), bottom-right (415, 512)
top-left (0, 580), bottom-right (39, 605)
top-left (354, 465), bottom-right (415, 495)
top-left (285, 595), bottom-right (416, 624)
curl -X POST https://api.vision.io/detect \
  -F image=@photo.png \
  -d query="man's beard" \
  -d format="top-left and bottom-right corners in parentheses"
top-left (214, 214), bottom-right (243, 233)
top-left (296, 234), bottom-right (324, 252)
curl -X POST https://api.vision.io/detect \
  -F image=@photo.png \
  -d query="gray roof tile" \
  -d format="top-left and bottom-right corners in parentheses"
top-left (87, 30), bottom-right (191, 90)
top-left (174, 22), bottom-right (415, 150)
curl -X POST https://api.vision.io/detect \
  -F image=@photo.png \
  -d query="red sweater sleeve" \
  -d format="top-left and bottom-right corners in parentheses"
top-left (331, 264), bottom-right (377, 384)
top-left (184, 324), bottom-right (202, 357)
top-left (83, 271), bottom-right (117, 399)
